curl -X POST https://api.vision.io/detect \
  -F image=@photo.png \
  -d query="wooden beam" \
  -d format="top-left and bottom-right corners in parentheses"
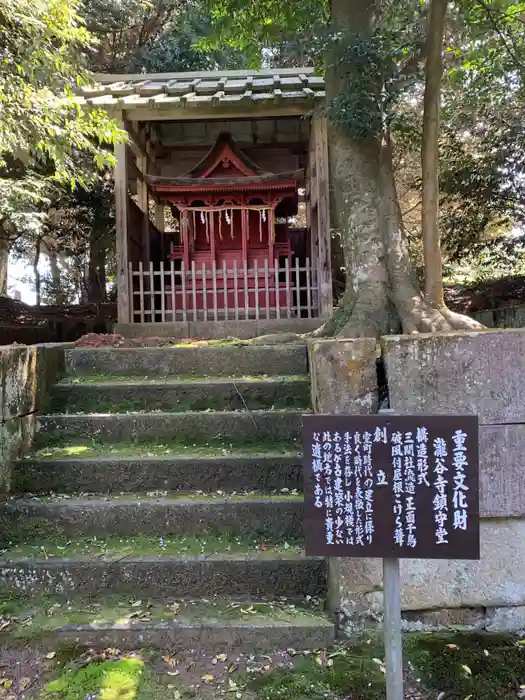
top-left (311, 117), bottom-right (333, 317)
top-left (146, 170), bottom-right (304, 188)
top-left (114, 141), bottom-right (130, 324)
top-left (122, 104), bottom-right (310, 123)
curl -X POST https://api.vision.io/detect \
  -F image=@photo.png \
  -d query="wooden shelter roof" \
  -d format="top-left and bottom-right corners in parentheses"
top-left (77, 68), bottom-right (325, 118)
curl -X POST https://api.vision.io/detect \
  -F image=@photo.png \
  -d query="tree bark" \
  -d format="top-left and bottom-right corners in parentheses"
top-left (49, 251), bottom-right (66, 305)
top-left (88, 227), bottom-right (107, 303)
top-left (320, 0), bottom-right (483, 338)
top-left (33, 238), bottom-right (42, 308)
top-left (422, 0), bottom-right (448, 308)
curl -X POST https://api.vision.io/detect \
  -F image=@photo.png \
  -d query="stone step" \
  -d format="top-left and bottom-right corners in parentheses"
top-left (0, 593), bottom-right (334, 652)
top-left (49, 377), bottom-right (310, 413)
top-left (38, 410), bottom-right (304, 443)
top-left (65, 345), bottom-right (307, 378)
top-left (3, 494), bottom-right (303, 539)
top-left (0, 554), bottom-right (326, 598)
top-left (14, 453), bottom-right (302, 495)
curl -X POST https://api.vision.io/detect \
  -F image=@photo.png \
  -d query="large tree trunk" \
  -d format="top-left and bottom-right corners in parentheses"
top-left (33, 238), bottom-right (42, 308)
top-left (422, 0), bottom-right (447, 308)
top-left (324, 0), bottom-right (482, 337)
top-left (87, 227), bottom-right (107, 303)
top-left (49, 251), bottom-right (66, 305)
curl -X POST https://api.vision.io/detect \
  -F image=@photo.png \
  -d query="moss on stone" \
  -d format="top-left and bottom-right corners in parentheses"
top-left (28, 436), bottom-right (301, 461)
top-left (250, 639), bottom-right (386, 700)
top-left (42, 656), bottom-right (145, 700)
top-left (0, 530), bottom-right (303, 559)
top-left (405, 632), bottom-right (525, 700)
top-left (0, 592), bottom-right (325, 644)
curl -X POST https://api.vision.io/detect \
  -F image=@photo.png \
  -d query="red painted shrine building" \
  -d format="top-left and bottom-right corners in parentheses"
top-left (82, 68), bottom-right (333, 337)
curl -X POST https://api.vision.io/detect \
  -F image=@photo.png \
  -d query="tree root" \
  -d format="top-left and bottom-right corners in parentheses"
top-left (246, 296), bottom-right (484, 346)
top-left (398, 296), bottom-right (485, 334)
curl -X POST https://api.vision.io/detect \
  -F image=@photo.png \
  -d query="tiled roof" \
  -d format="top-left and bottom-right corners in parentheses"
top-left (78, 68), bottom-right (325, 111)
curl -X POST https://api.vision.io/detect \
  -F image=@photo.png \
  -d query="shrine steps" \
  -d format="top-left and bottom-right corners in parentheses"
top-left (0, 552), bottom-right (326, 598)
top-left (1, 343), bottom-right (334, 652)
top-left (65, 343), bottom-right (308, 377)
top-left (4, 494), bottom-right (304, 539)
top-left (0, 593), bottom-right (334, 653)
top-left (49, 376), bottom-right (311, 413)
top-left (13, 453), bottom-right (302, 494)
top-left (37, 410), bottom-right (305, 442)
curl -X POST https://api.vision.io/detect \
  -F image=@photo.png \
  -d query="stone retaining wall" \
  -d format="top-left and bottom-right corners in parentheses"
top-left (310, 329), bottom-right (525, 633)
top-left (0, 344), bottom-right (65, 494)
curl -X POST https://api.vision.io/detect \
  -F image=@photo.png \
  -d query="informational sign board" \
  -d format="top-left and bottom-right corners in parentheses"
top-left (303, 414), bottom-right (479, 560)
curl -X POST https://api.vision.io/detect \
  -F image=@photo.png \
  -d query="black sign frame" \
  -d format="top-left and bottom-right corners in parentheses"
top-left (303, 414), bottom-right (480, 560)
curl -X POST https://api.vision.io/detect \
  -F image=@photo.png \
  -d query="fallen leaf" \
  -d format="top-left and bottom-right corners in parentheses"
top-left (216, 653), bottom-right (228, 662)
top-left (163, 654), bottom-right (178, 667)
top-left (19, 678), bottom-right (31, 691)
top-left (201, 674), bottom-right (214, 683)
top-left (0, 680), bottom-right (12, 690)
top-left (445, 644), bottom-right (458, 649)
top-left (167, 671), bottom-right (180, 677)
top-left (131, 600), bottom-right (142, 607)
top-left (461, 664), bottom-right (472, 676)
top-left (45, 652), bottom-right (56, 660)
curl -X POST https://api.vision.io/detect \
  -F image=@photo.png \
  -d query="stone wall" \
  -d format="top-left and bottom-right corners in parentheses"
top-left (0, 344), bottom-right (65, 494)
top-left (473, 303), bottom-right (525, 329)
top-left (310, 329), bottom-right (525, 632)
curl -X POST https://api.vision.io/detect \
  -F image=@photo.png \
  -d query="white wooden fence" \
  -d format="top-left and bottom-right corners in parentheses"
top-left (129, 258), bottom-right (319, 323)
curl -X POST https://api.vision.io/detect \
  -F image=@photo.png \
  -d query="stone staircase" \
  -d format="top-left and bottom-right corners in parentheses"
top-left (0, 343), bottom-right (334, 653)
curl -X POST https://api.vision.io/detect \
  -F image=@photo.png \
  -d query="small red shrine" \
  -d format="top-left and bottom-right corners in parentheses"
top-left (149, 133), bottom-right (301, 316)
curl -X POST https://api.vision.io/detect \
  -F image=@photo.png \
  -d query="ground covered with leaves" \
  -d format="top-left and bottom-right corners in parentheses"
top-left (1, 632), bottom-right (525, 699)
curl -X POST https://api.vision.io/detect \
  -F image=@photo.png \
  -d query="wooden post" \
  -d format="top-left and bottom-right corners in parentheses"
top-left (155, 203), bottom-right (165, 232)
top-left (241, 208), bottom-right (248, 264)
top-left (311, 118), bottom-right (333, 318)
top-left (115, 141), bottom-right (130, 324)
top-left (137, 153), bottom-right (150, 263)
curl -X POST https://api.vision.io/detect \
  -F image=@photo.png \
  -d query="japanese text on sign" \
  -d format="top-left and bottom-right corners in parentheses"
top-left (304, 415), bottom-right (479, 560)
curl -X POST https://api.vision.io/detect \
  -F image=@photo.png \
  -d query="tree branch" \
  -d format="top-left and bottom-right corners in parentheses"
top-left (474, 0), bottom-right (525, 72)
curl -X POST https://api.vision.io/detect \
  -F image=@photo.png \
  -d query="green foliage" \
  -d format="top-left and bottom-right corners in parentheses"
top-left (406, 632), bottom-right (525, 700)
top-left (43, 657), bottom-right (144, 700)
top-left (202, 0), bottom-right (328, 66)
top-left (0, 0), bottom-right (125, 245)
top-left (83, 0), bottom-right (182, 72)
top-left (129, 2), bottom-right (249, 73)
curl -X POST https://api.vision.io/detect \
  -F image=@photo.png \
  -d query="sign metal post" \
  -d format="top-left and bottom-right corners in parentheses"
top-left (303, 411), bottom-right (480, 700)
top-left (382, 557), bottom-right (403, 700)
top-left (380, 408), bottom-right (403, 700)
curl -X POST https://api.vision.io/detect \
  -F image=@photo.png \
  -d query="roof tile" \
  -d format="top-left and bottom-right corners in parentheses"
top-left (80, 68), bottom-right (325, 111)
